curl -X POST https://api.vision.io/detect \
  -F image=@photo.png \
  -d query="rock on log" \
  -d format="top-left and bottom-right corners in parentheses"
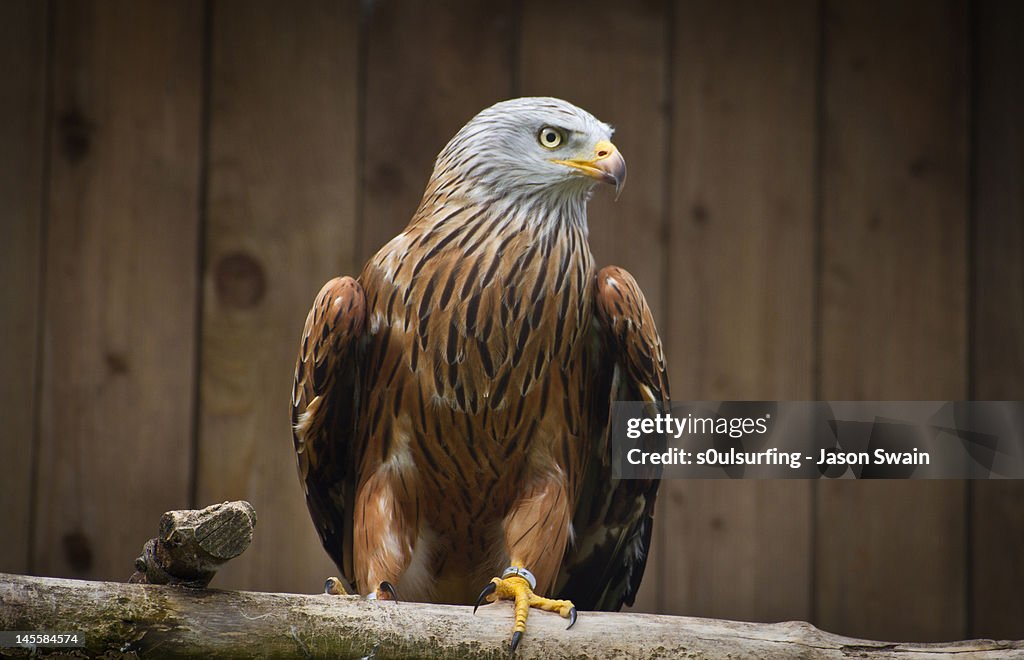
top-left (0, 573), bottom-right (1021, 659)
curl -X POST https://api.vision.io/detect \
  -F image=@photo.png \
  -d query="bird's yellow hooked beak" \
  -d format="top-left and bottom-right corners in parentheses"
top-left (552, 140), bottom-right (627, 198)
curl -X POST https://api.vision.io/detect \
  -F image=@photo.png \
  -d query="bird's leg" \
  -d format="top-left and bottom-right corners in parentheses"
top-left (474, 564), bottom-right (577, 653)
top-left (324, 464), bottom-right (417, 602)
top-left (473, 476), bottom-right (575, 654)
top-left (324, 576), bottom-right (350, 595)
top-left (325, 576), bottom-right (398, 600)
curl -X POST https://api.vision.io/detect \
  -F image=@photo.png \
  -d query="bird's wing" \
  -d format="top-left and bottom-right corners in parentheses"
top-left (555, 265), bottom-right (669, 611)
top-left (290, 276), bottom-right (366, 592)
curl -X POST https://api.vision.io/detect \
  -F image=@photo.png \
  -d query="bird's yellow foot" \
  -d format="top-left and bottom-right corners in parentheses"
top-left (324, 577), bottom-right (398, 600)
top-left (473, 566), bottom-right (577, 655)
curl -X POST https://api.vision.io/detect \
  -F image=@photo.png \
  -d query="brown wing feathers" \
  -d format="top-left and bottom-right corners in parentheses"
top-left (593, 266), bottom-right (670, 405)
top-left (291, 276), bottom-right (366, 589)
top-left (555, 265), bottom-right (669, 611)
top-left (291, 99), bottom-right (669, 610)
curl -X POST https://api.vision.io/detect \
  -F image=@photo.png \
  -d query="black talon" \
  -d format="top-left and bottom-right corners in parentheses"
top-left (509, 631), bottom-right (523, 656)
top-left (379, 581), bottom-right (399, 601)
top-left (473, 582), bottom-right (497, 615)
top-left (567, 606), bottom-right (578, 630)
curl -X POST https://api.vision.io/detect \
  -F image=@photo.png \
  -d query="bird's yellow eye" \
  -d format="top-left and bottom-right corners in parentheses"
top-left (538, 127), bottom-right (564, 149)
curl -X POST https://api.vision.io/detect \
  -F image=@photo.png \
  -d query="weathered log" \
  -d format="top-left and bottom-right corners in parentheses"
top-left (129, 500), bottom-right (256, 588)
top-left (0, 573), bottom-right (1020, 659)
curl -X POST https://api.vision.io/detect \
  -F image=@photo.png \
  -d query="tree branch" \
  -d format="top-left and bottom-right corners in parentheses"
top-left (128, 500), bottom-right (256, 588)
top-left (0, 572), bottom-right (1020, 659)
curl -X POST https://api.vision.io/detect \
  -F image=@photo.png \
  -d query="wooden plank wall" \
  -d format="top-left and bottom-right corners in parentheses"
top-left (1, 0), bottom-right (1022, 643)
top-left (816, 0), bottom-right (969, 641)
top-left (971, 0), bottom-right (1024, 640)
top-left (196, 0), bottom-right (359, 594)
top-left (0, 0), bottom-right (48, 576)
top-left (30, 0), bottom-right (204, 582)
top-left (665, 0), bottom-right (817, 623)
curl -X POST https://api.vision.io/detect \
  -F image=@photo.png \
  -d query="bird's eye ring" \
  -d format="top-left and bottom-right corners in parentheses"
top-left (538, 127), bottom-right (564, 149)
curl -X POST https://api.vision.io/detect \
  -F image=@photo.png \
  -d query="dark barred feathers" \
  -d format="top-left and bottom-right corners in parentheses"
top-left (362, 197), bottom-right (593, 416)
top-left (291, 97), bottom-right (668, 613)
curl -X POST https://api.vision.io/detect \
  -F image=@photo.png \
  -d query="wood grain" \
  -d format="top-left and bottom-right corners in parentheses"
top-left (519, 0), bottom-right (669, 614)
top-left (970, 0), bottom-right (1024, 640)
top-left (663, 0), bottom-right (818, 623)
top-left (3, 0), bottom-right (1020, 638)
top-left (5, 572), bottom-right (1023, 659)
top-left (816, 0), bottom-right (969, 642)
top-left (0, 0), bottom-right (48, 575)
top-left (130, 501), bottom-right (256, 588)
top-left (359, 0), bottom-right (516, 262)
top-left (196, 0), bottom-right (359, 593)
top-left (34, 0), bottom-right (202, 581)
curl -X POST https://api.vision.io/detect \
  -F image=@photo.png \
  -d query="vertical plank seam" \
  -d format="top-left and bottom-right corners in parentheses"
top-left (964, 0), bottom-right (979, 640)
top-left (27, 0), bottom-right (57, 576)
top-left (657, 0), bottom-right (676, 617)
top-left (809, 0), bottom-right (829, 629)
top-left (188, 0), bottom-right (214, 511)
top-left (509, 0), bottom-right (522, 97)
top-left (353, 0), bottom-right (370, 268)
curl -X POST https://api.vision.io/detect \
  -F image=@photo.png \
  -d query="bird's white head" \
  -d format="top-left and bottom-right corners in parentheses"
top-left (432, 97), bottom-right (626, 208)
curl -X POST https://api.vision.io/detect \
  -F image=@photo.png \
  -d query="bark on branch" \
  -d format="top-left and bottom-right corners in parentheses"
top-left (129, 500), bottom-right (256, 588)
top-left (0, 572), bottom-right (1021, 659)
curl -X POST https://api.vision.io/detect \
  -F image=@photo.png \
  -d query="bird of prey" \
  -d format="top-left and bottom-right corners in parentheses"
top-left (291, 97), bottom-right (669, 653)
